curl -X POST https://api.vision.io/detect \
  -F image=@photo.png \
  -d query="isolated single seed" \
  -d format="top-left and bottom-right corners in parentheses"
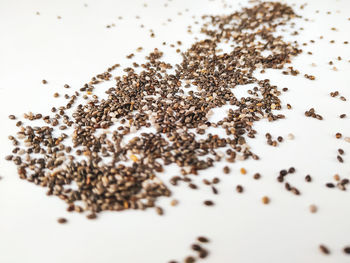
top-left (223, 166), bottom-right (230, 174)
top-left (197, 236), bottom-right (209, 243)
top-left (262, 196), bottom-right (270, 204)
top-left (344, 247), bottom-right (350, 254)
top-left (203, 200), bottom-right (214, 206)
top-left (309, 204), bottom-right (317, 213)
top-left (236, 185), bottom-right (243, 193)
top-left (57, 217), bottom-right (67, 224)
top-left (319, 244), bottom-right (330, 255)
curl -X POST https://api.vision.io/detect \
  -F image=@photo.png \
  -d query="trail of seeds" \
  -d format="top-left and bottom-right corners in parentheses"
top-left (6, 2), bottom-right (301, 218)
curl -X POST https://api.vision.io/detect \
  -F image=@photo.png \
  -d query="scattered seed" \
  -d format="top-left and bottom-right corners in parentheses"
top-left (57, 217), bottom-right (67, 224)
top-left (309, 204), bottom-right (317, 213)
top-left (319, 244), bottom-right (330, 255)
top-left (262, 196), bottom-right (270, 204)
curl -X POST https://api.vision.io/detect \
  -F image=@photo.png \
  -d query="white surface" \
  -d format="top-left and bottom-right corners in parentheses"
top-left (0, 0), bottom-right (350, 262)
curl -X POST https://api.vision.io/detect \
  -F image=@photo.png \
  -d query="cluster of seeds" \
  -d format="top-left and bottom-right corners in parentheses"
top-left (5, 1), bottom-right (350, 260)
top-left (6, 2), bottom-right (302, 219)
top-left (304, 108), bottom-right (323, 120)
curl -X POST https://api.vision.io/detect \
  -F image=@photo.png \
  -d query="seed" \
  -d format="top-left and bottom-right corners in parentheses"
top-left (191, 244), bottom-right (201, 251)
top-left (184, 256), bottom-right (195, 263)
top-left (189, 183), bottom-right (198, 189)
top-left (211, 186), bottom-right (218, 194)
top-left (338, 149), bottom-right (344, 155)
top-left (86, 213), bottom-right (97, 220)
top-left (326, 183), bottom-right (335, 188)
top-left (291, 187), bottom-right (300, 195)
top-left (203, 200), bottom-right (214, 206)
top-left (170, 199), bottom-right (179, 206)
top-left (236, 185), bottom-right (243, 193)
top-left (345, 137), bottom-right (350, 143)
top-left (223, 166), bottom-right (230, 174)
top-left (198, 249), bottom-right (208, 258)
top-left (57, 217), bottom-right (67, 224)
top-left (288, 167), bottom-right (295, 173)
top-left (202, 179), bottom-right (211, 185)
top-left (53, 92), bottom-right (59, 98)
top-left (262, 196), bottom-right (270, 204)
top-left (333, 174), bottom-right (340, 181)
top-left (309, 204), bottom-right (317, 213)
top-left (253, 173), bottom-right (261, 179)
top-left (335, 133), bottom-right (342, 139)
top-left (240, 168), bottom-right (247, 175)
top-left (280, 170), bottom-right (288, 176)
top-left (337, 155), bottom-right (344, 163)
top-left (305, 175), bottom-right (312, 182)
top-left (340, 114), bottom-right (346, 118)
top-left (197, 236), bottom-right (209, 243)
top-left (212, 178), bottom-right (220, 184)
top-left (42, 79), bottom-right (47, 84)
top-left (5, 155), bottom-right (13, 161)
top-left (344, 247), bottom-right (350, 254)
top-left (287, 133), bottom-right (295, 140)
top-left (156, 207), bottom-right (164, 215)
top-left (319, 244), bottom-right (330, 255)
top-left (8, 115), bottom-right (16, 120)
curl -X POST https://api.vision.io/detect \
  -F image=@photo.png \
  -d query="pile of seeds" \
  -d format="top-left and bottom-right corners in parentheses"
top-left (6, 2), bottom-right (302, 218)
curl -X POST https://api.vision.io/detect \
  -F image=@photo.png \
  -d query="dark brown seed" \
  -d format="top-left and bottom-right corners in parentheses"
top-left (211, 186), bottom-right (218, 194)
top-left (335, 133), bottom-right (342, 139)
top-left (280, 170), bottom-right (288, 176)
top-left (86, 213), bottom-right (97, 220)
top-left (236, 185), bottom-right (243, 193)
top-left (184, 256), bottom-right (195, 263)
top-left (212, 178), bottom-right (220, 184)
top-left (319, 244), bottom-right (330, 255)
top-left (8, 115), bottom-right (16, 120)
top-left (305, 175), bottom-right (312, 182)
top-left (198, 249), bottom-right (209, 258)
top-left (191, 244), bottom-right (202, 251)
top-left (203, 200), bottom-right (214, 206)
top-left (253, 173), bottom-right (261, 180)
top-left (326, 183), bottom-right (335, 188)
top-left (288, 167), bottom-right (295, 173)
top-left (337, 155), bottom-right (344, 163)
top-left (344, 247), bottom-right (350, 254)
top-left (189, 183), bottom-right (198, 190)
top-left (57, 217), bottom-right (67, 224)
top-left (42, 79), bottom-right (47, 84)
top-left (197, 236), bottom-right (209, 243)
top-left (223, 166), bottom-right (230, 174)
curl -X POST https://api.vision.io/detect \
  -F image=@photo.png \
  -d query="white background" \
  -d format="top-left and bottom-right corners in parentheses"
top-left (0, 0), bottom-right (350, 262)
